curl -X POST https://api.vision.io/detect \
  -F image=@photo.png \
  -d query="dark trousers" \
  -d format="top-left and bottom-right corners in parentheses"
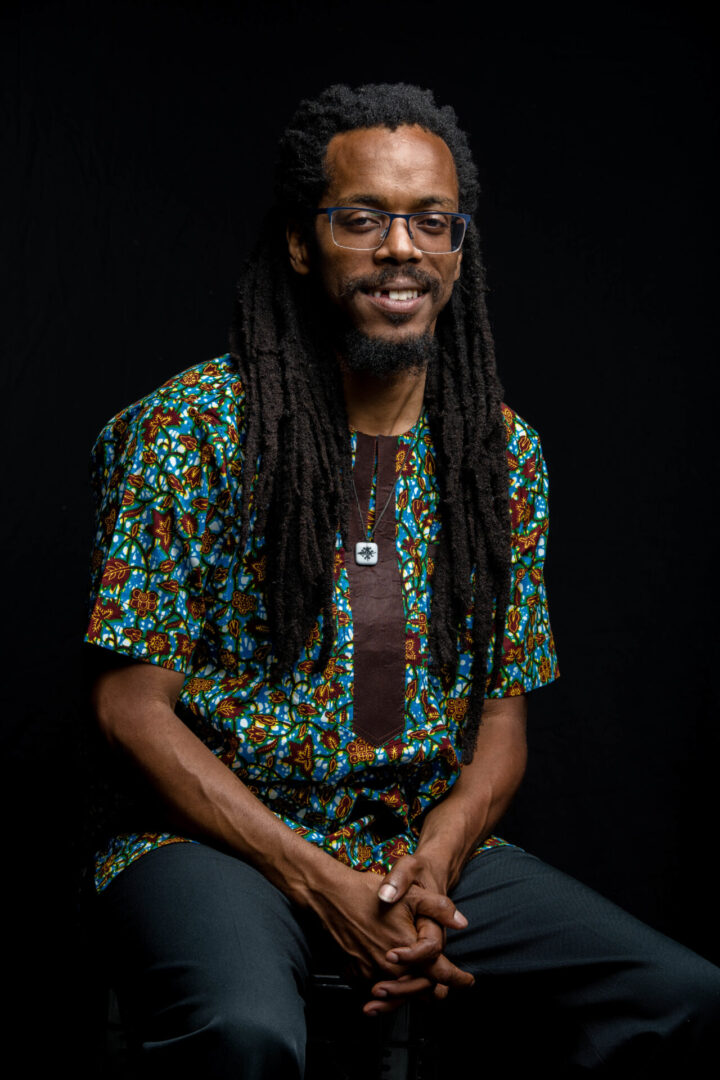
top-left (97, 842), bottom-right (720, 1077)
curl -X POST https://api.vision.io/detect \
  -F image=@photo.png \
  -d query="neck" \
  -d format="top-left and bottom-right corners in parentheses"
top-left (343, 367), bottom-right (427, 436)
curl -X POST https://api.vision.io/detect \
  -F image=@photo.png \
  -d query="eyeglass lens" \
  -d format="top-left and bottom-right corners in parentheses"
top-left (330, 209), bottom-right (466, 253)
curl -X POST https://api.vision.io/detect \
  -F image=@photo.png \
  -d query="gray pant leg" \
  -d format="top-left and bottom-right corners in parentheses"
top-left (445, 847), bottom-right (720, 1075)
top-left (97, 842), bottom-right (311, 1079)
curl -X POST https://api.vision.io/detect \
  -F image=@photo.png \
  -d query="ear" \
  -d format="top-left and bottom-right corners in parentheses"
top-left (453, 251), bottom-right (463, 283)
top-left (287, 222), bottom-right (311, 276)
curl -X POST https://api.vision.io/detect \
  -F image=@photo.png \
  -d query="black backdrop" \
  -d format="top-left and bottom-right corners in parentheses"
top-left (2, 0), bottom-right (717, 1069)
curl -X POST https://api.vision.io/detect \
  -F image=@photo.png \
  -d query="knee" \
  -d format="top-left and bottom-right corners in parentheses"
top-left (641, 952), bottom-right (720, 1065)
top-left (137, 998), bottom-right (306, 1078)
top-left (674, 961), bottom-right (720, 1040)
top-left (209, 1009), bottom-right (305, 1075)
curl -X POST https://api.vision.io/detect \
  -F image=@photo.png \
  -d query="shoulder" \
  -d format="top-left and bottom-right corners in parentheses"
top-left (93, 355), bottom-right (245, 456)
top-left (501, 403), bottom-right (547, 493)
top-left (501, 403), bottom-right (542, 460)
top-left (500, 403), bottom-right (552, 507)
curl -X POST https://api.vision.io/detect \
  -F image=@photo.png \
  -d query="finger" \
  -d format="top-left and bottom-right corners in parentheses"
top-left (411, 891), bottom-right (468, 930)
top-left (423, 952), bottom-right (475, 989)
top-left (377, 855), bottom-right (421, 904)
top-left (386, 944), bottom-right (473, 989)
top-left (386, 916), bottom-right (444, 966)
top-left (362, 996), bottom-right (408, 1016)
top-left (372, 974), bottom-right (435, 997)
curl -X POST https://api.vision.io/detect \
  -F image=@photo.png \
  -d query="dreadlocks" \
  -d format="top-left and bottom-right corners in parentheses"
top-left (230, 84), bottom-right (511, 760)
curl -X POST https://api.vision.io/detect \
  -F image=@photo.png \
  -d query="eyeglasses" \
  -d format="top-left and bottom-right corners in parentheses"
top-left (315, 207), bottom-right (471, 254)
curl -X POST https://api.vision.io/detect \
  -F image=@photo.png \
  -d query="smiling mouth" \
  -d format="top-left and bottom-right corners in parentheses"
top-left (370, 288), bottom-right (423, 301)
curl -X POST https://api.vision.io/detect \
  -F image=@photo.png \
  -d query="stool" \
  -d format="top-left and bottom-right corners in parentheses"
top-left (306, 971), bottom-right (439, 1080)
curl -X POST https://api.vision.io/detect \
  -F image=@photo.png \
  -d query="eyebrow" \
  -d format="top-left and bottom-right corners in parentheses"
top-left (335, 194), bottom-right (458, 210)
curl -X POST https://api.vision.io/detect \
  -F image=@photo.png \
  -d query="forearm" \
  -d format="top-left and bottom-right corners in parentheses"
top-left (94, 662), bottom-right (348, 911)
top-left (413, 694), bottom-right (528, 893)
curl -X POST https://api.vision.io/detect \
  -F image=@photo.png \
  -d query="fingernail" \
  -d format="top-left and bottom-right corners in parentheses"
top-left (374, 988), bottom-right (387, 998)
top-left (453, 911), bottom-right (468, 928)
top-left (386, 951), bottom-right (399, 964)
top-left (379, 884), bottom-right (397, 902)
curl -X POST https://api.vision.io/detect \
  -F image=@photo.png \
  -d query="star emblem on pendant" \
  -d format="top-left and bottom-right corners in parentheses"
top-left (355, 541), bottom-right (378, 566)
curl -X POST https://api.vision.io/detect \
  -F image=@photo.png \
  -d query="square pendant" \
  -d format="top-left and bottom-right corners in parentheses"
top-left (355, 541), bottom-right (378, 565)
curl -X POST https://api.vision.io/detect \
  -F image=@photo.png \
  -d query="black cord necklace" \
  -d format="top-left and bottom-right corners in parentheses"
top-left (351, 472), bottom-right (396, 565)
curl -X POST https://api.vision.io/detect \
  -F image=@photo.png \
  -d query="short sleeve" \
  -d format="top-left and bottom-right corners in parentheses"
top-left (485, 409), bottom-right (560, 697)
top-left (86, 399), bottom-right (236, 672)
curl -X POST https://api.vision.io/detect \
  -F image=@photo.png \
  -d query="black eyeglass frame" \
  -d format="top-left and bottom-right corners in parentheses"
top-left (315, 207), bottom-right (472, 253)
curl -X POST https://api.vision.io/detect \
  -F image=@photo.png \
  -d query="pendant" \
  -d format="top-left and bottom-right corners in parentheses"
top-left (355, 541), bottom-right (378, 566)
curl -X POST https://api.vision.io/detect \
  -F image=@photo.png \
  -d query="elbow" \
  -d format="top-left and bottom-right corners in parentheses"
top-left (90, 659), bottom-right (185, 750)
top-left (92, 678), bottom-right (127, 748)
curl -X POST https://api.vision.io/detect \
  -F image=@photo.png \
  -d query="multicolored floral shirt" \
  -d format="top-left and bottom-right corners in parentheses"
top-left (87, 356), bottom-right (558, 892)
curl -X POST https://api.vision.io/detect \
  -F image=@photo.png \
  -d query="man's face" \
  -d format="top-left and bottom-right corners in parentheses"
top-left (288, 125), bottom-right (463, 344)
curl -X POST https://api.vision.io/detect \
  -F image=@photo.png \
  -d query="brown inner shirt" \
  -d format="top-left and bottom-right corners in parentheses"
top-left (345, 432), bottom-right (406, 746)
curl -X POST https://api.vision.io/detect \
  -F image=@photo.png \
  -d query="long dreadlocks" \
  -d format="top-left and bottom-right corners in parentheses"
top-left (230, 84), bottom-right (511, 760)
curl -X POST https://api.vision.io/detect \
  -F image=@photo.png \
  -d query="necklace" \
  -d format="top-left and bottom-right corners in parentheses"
top-left (351, 472), bottom-right (396, 565)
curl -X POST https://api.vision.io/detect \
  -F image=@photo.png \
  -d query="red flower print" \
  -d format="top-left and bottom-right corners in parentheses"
top-left (87, 598), bottom-right (124, 640)
top-left (384, 739), bottom-right (404, 761)
top-left (187, 597), bottom-right (206, 621)
top-left (142, 406), bottom-right (182, 443)
top-left (510, 491), bottom-right (532, 529)
top-left (175, 634), bottom-right (194, 656)
top-left (347, 739), bottom-right (376, 765)
top-left (151, 510), bottom-right (173, 553)
top-left (289, 735), bottom-right (315, 776)
top-left (445, 697), bottom-right (469, 722)
top-left (146, 632), bottom-right (170, 656)
top-left (516, 527), bottom-right (541, 555)
top-left (522, 457), bottom-right (537, 480)
top-left (217, 698), bottom-right (241, 718)
top-left (103, 507), bottom-right (117, 537)
top-left (231, 591), bottom-right (257, 615)
top-left (178, 513), bottom-right (197, 536)
top-left (129, 588), bottom-right (158, 617)
top-left (101, 558), bottom-right (131, 589)
top-left (321, 730), bottom-right (340, 751)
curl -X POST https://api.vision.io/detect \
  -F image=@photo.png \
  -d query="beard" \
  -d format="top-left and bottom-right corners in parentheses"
top-left (340, 328), bottom-right (439, 378)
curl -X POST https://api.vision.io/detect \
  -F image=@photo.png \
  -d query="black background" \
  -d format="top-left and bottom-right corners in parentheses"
top-left (2, 0), bottom-right (718, 1069)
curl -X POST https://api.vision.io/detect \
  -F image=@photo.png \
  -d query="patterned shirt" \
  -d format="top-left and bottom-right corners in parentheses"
top-left (87, 356), bottom-right (559, 892)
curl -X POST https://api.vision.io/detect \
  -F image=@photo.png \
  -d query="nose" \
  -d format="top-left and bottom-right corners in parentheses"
top-left (374, 216), bottom-right (421, 262)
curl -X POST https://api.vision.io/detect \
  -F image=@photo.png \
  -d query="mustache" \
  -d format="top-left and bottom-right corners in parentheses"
top-left (339, 266), bottom-right (441, 301)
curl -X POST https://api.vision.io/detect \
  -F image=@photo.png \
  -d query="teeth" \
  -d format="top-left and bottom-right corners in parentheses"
top-left (371, 289), bottom-right (420, 300)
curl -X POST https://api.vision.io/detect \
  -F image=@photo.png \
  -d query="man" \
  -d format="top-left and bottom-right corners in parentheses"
top-left (87, 84), bottom-right (719, 1077)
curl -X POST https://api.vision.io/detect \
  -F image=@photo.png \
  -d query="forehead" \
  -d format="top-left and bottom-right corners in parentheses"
top-left (322, 125), bottom-right (459, 207)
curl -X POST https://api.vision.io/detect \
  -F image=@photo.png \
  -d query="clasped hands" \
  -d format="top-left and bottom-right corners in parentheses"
top-left (320, 853), bottom-right (474, 1015)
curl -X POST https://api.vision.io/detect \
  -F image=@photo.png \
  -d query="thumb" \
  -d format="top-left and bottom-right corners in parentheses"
top-left (377, 858), bottom-right (416, 904)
